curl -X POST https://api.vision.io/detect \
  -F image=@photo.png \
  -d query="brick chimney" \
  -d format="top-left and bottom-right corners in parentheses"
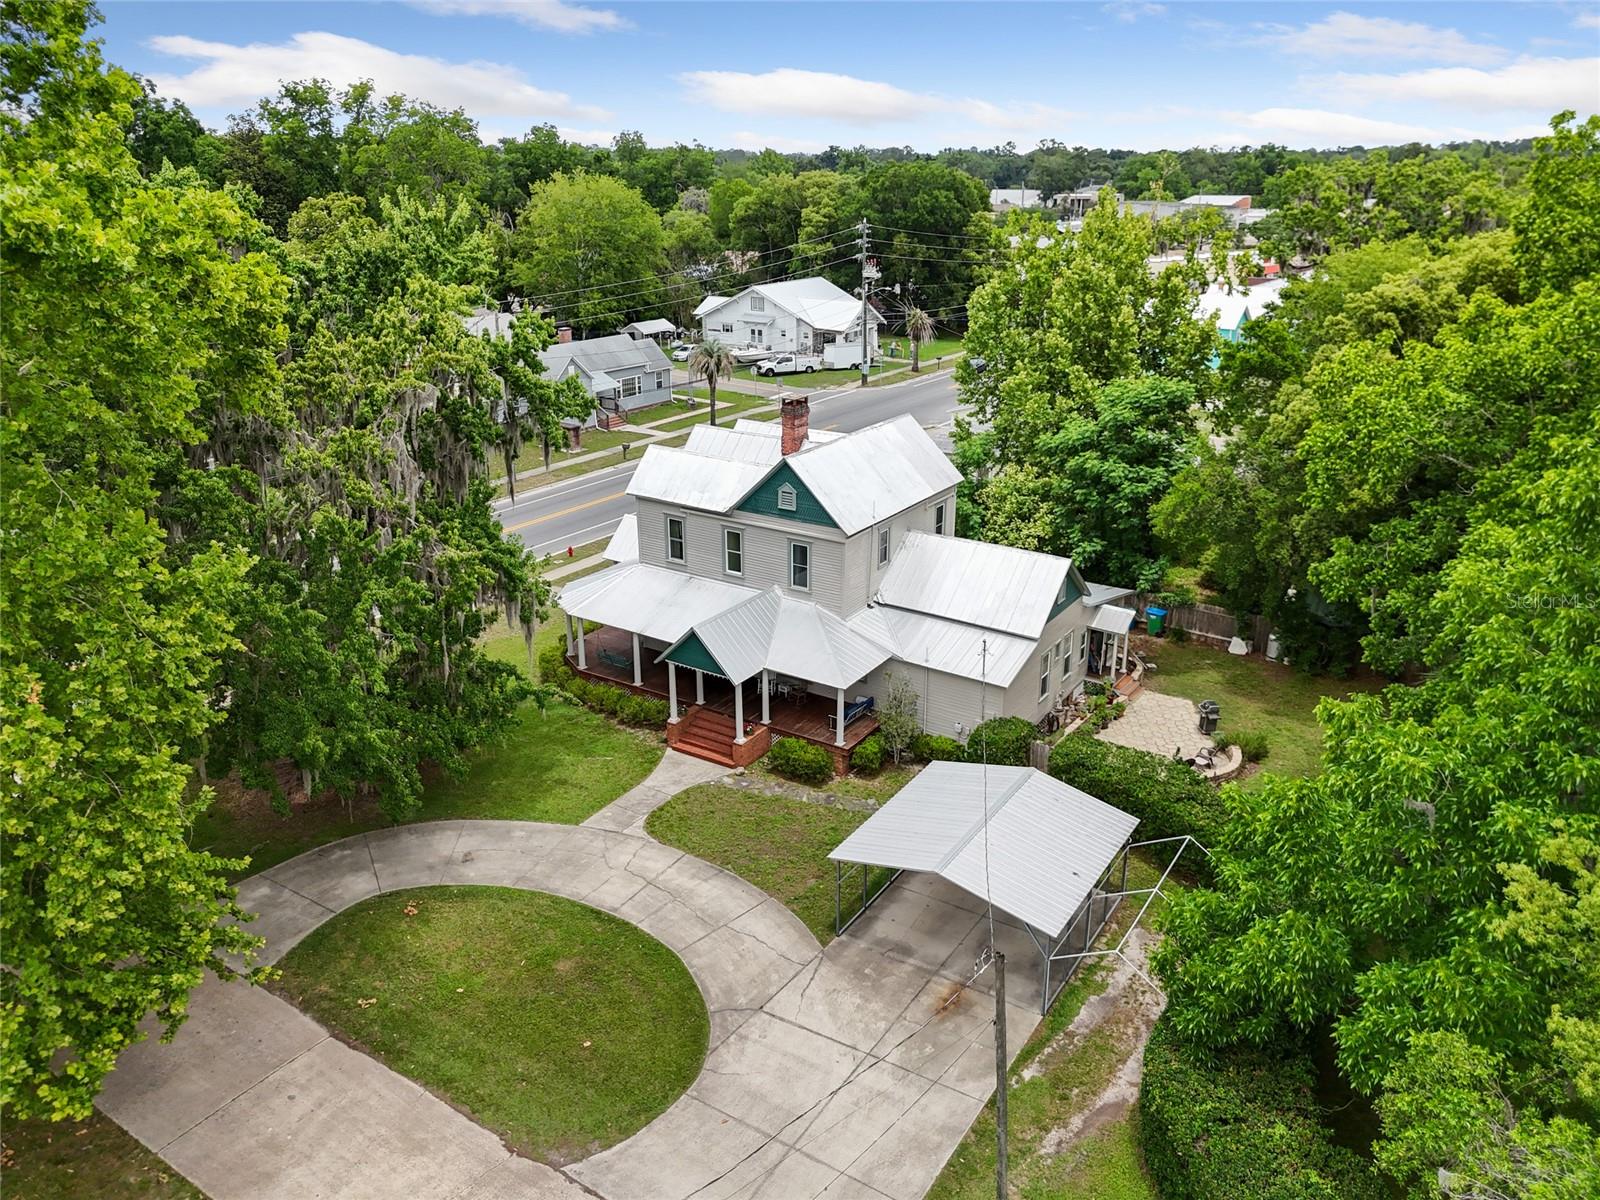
top-left (557, 326), bottom-right (572, 344)
top-left (780, 394), bottom-right (809, 456)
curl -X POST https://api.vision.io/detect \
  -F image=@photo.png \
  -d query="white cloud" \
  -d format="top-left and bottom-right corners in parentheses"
top-left (1576, 12), bottom-right (1600, 31)
top-left (730, 131), bottom-right (828, 154)
top-left (1254, 12), bottom-right (1508, 65)
top-left (405, 0), bottom-right (629, 34)
top-left (677, 68), bottom-right (1073, 132)
top-left (1103, 2), bottom-right (1166, 22)
top-left (146, 31), bottom-right (610, 123)
top-left (1323, 56), bottom-right (1600, 112)
top-left (1211, 107), bottom-right (1535, 148)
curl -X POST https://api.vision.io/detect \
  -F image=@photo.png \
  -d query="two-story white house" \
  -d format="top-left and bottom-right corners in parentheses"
top-left (692, 278), bottom-right (881, 362)
top-left (556, 396), bottom-right (1135, 770)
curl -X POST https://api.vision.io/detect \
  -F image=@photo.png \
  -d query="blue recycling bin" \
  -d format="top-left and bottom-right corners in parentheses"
top-left (1146, 606), bottom-right (1168, 636)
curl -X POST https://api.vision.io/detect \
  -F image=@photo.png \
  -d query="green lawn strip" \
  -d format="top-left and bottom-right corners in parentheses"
top-left (745, 761), bottom-right (919, 806)
top-left (1135, 639), bottom-right (1385, 787)
top-left (619, 397), bottom-right (691, 426)
top-left (495, 443), bottom-right (648, 497)
top-left (652, 395), bottom-right (770, 432)
top-left (730, 366), bottom-right (868, 388)
top-left (646, 783), bottom-right (893, 944)
top-left (490, 426), bottom-right (636, 481)
top-left (274, 887), bottom-right (707, 1165)
top-left (191, 620), bottom-right (663, 876)
top-left (539, 536), bottom-right (608, 566)
top-left (928, 852), bottom-right (1174, 1200)
top-left (546, 556), bottom-right (613, 584)
top-left (1, 1112), bottom-right (205, 1199)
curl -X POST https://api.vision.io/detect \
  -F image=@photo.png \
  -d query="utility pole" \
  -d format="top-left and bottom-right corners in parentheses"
top-left (994, 951), bottom-right (1008, 1199)
top-left (858, 218), bottom-right (873, 389)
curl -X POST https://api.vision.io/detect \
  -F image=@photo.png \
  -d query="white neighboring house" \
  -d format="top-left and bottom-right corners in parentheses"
top-left (990, 187), bottom-right (1043, 211)
top-left (560, 395), bottom-right (1135, 770)
top-left (693, 278), bottom-right (881, 363)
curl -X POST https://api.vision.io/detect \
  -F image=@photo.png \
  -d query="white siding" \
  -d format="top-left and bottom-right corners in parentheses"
top-left (1001, 599), bottom-right (1091, 721)
top-left (633, 499), bottom-right (849, 612)
top-left (866, 659), bottom-right (1006, 741)
top-left (838, 486), bottom-right (956, 617)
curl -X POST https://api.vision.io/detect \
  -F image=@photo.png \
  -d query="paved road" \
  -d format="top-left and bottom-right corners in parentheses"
top-left (499, 368), bottom-right (965, 558)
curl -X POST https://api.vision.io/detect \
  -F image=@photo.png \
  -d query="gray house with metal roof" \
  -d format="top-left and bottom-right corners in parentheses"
top-left (557, 394), bottom-right (1136, 770)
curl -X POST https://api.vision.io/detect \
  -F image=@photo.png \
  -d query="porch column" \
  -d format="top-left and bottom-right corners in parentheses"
top-left (668, 662), bottom-right (679, 722)
top-left (576, 622), bottom-right (587, 670)
top-left (695, 670), bottom-right (705, 705)
top-left (564, 613), bottom-right (575, 655)
top-left (733, 682), bottom-right (745, 745)
top-left (631, 631), bottom-right (642, 687)
top-left (760, 670), bottom-right (771, 724)
top-left (835, 685), bottom-right (846, 748)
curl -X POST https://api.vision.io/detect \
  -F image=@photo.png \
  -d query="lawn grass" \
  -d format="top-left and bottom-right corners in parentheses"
top-left (928, 853), bottom-right (1173, 1200)
top-left (646, 783), bottom-right (888, 944)
top-left (884, 335), bottom-right (964, 363)
top-left (1, 1112), bottom-right (204, 1199)
top-left (1136, 638), bottom-right (1387, 788)
top-left (490, 426), bottom-right (636, 481)
top-left (652, 393), bottom-right (769, 431)
top-left (618, 397), bottom-right (691, 426)
top-left (190, 619), bottom-right (663, 876)
top-left (731, 365), bottom-right (871, 388)
top-left (274, 886), bottom-right (707, 1165)
top-left (745, 761), bottom-right (920, 806)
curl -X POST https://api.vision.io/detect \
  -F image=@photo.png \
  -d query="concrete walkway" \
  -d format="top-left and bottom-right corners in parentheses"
top-left (97, 756), bottom-right (1040, 1200)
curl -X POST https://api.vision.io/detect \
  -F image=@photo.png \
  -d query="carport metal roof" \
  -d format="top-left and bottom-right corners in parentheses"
top-left (829, 762), bottom-right (1137, 939)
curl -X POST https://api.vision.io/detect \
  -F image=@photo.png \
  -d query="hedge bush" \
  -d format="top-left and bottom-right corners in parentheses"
top-left (766, 737), bottom-right (835, 785)
top-left (1140, 1023), bottom-right (1387, 1200)
top-left (1047, 734), bottom-right (1223, 856)
top-left (964, 716), bottom-right (1035, 767)
top-left (912, 733), bottom-right (965, 762)
top-left (849, 733), bottom-right (885, 774)
top-left (535, 639), bottom-right (667, 728)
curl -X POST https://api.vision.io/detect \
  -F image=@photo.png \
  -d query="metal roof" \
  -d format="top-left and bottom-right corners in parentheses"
top-left (777, 415), bottom-right (962, 536)
top-left (622, 319), bottom-right (676, 336)
top-left (627, 446), bottom-right (773, 512)
top-left (557, 561), bottom-right (755, 643)
top-left (692, 294), bottom-right (730, 319)
top-left (1082, 581), bottom-right (1135, 608)
top-left (684, 424), bottom-right (784, 466)
top-left (539, 333), bottom-right (671, 378)
top-left (830, 762), bottom-right (1138, 938)
top-left (729, 419), bottom-right (846, 445)
top-left (1089, 603), bottom-right (1136, 635)
top-left (876, 532), bottom-right (1083, 640)
top-left (602, 513), bottom-right (638, 563)
top-left (849, 606), bottom-right (1036, 686)
top-left (659, 587), bottom-right (893, 688)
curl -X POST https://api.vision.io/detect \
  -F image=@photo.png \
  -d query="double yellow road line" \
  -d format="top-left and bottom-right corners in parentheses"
top-left (504, 490), bottom-right (625, 533)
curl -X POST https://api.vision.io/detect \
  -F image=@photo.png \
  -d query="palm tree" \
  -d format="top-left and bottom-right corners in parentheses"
top-left (687, 340), bottom-right (735, 427)
top-left (903, 307), bottom-right (935, 374)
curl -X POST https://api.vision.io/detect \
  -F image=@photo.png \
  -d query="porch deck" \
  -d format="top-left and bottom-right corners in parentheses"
top-left (568, 627), bottom-right (880, 753)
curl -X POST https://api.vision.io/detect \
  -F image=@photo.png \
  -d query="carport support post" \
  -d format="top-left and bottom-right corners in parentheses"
top-left (994, 951), bottom-right (1008, 1200)
top-left (631, 632), bottom-right (642, 687)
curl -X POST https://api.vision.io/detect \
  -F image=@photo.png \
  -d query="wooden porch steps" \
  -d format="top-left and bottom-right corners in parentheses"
top-left (597, 410), bottom-right (628, 431)
top-left (671, 707), bottom-right (739, 767)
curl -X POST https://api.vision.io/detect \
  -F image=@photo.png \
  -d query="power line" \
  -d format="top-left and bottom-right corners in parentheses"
top-left (530, 252), bottom-right (859, 322)
top-left (871, 221), bottom-right (999, 243)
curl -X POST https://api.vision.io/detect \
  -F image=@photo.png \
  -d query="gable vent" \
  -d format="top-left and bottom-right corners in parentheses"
top-left (777, 482), bottom-right (798, 511)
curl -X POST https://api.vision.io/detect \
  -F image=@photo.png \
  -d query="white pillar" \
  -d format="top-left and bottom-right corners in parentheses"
top-left (564, 613), bottom-right (575, 655)
top-left (835, 685), bottom-right (846, 747)
top-left (668, 662), bottom-right (679, 722)
top-left (576, 622), bottom-right (587, 670)
top-left (631, 631), bottom-right (642, 687)
top-left (695, 670), bottom-right (705, 705)
top-left (760, 669), bottom-right (771, 724)
top-left (734, 683), bottom-right (745, 744)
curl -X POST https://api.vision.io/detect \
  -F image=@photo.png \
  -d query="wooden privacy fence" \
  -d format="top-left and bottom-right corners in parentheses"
top-left (1136, 597), bottom-right (1273, 650)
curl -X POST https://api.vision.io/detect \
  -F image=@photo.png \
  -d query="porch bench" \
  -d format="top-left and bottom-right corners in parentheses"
top-left (828, 695), bottom-right (875, 732)
top-left (598, 647), bottom-right (633, 672)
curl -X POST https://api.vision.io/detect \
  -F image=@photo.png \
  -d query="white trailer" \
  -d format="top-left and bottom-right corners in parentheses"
top-left (823, 342), bottom-right (871, 370)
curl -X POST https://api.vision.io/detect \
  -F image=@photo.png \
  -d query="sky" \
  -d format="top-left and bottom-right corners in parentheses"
top-left (96, 1), bottom-right (1600, 152)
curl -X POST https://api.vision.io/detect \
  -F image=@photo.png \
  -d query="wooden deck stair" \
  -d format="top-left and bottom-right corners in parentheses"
top-left (671, 706), bottom-right (738, 767)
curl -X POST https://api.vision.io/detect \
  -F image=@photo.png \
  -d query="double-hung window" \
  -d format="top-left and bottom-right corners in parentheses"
top-left (1078, 629), bottom-right (1089, 662)
top-left (878, 527), bottom-right (891, 566)
top-left (621, 374), bottom-right (641, 398)
top-left (933, 501), bottom-right (946, 536)
top-left (1039, 652), bottom-right (1051, 699)
top-left (665, 516), bottom-right (685, 563)
top-left (789, 541), bottom-right (810, 590)
top-left (723, 527), bottom-right (743, 576)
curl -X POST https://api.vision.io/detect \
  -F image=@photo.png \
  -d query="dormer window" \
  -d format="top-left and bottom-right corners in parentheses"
top-left (777, 482), bottom-right (797, 511)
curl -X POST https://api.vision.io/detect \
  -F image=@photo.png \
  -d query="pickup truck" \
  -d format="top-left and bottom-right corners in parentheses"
top-left (752, 353), bottom-right (824, 376)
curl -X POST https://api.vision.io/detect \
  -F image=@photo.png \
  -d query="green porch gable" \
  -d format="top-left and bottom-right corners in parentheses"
top-left (737, 462), bottom-right (838, 528)
top-left (661, 631), bottom-right (725, 677)
top-left (1049, 572), bottom-right (1084, 621)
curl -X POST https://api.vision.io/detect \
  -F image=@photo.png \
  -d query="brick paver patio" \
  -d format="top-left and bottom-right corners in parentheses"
top-left (1095, 690), bottom-right (1212, 760)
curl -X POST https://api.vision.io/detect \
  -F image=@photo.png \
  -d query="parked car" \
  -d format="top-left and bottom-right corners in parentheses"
top-left (753, 353), bottom-right (823, 376)
top-left (671, 344), bottom-right (695, 362)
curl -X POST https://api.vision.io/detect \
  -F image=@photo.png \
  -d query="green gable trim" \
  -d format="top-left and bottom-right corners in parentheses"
top-left (737, 461), bottom-right (838, 528)
top-left (1049, 573), bottom-right (1083, 621)
top-left (662, 631), bottom-right (725, 677)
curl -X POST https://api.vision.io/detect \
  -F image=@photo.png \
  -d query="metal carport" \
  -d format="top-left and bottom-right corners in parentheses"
top-left (828, 761), bottom-right (1139, 1013)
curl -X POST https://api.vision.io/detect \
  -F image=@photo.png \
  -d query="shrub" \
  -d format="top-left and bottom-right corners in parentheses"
top-left (1047, 734), bottom-right (1222, 861)
top-left (912, 733), bottom-right (965, 762)
top-left (1232, 729), bottom-right (1270, 763)
top-left (536, 639), bottom-right (569, 684)
top-left (849, 733), bottom-right (886, 774)
top-left (1140, 1023), bottom-right (1387, 1200)
top-left (964, 716), bottom-right (1035, 767)
top-left (1212, 731), bottom-right (1234, 752)
top-left (618, 693), bottom-right (669, 727)
top-left (766, 737), bottom-right (835, 785)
